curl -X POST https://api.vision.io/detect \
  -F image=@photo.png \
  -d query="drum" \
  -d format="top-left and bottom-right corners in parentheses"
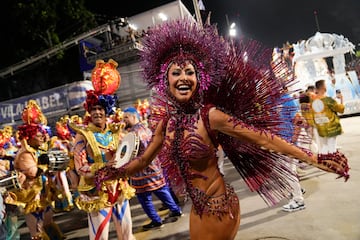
top-left (0, 171), bottom-right (21, 191)
top-left (48, 149), bottom-right (70, 172)
top-left (114, 132), bottom-right (140, 168)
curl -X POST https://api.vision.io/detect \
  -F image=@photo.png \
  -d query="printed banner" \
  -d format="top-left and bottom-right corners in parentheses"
top-left (0, 81), bottom-right (93, 124)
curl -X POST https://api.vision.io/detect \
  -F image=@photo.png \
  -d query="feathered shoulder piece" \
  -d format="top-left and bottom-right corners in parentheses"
top-left (206, 39), bottom-right (292, 128)
top-left (67, 114), bottom-right (88, 135)
top-left (205, 39), bottom-right (302, 205)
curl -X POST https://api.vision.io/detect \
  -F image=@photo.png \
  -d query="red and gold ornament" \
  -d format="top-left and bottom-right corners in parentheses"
top-left (21, 100), bottom-right (47, 125)
top-left (91, 59), bottom-right (121, 95)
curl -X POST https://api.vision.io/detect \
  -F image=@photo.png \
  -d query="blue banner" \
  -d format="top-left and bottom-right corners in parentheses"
top-left (79, 40), bottom-right (98, 72)
top-left (0, 81), bottom-right (93, 124)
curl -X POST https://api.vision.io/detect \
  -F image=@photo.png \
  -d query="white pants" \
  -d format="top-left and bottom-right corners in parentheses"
top-left (318, 136), bottom-right (337, 154)
top-left (88, 199), bottom-right (134, 240)
top-left (286, 159), bottom-right (304, 203)
top-left (297, 127), bottom-right (319, 154)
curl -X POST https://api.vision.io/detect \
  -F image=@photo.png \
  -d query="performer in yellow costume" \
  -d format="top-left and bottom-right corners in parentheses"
top-left (5, 100), bottom-right (63, 240)
top-left (71, 59), bottom-right (135, 240)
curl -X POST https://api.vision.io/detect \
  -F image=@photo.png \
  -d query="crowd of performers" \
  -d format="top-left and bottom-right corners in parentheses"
top-left (0, 18), bottom-right (351, 240)
top-left (0, 97), bottom-right (151, 239)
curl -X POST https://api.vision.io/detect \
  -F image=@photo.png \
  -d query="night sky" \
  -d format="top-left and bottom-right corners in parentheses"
top-left (1, 0), bottom-right (359, 101)
top-left (86, 0), bottom-right (360, 48)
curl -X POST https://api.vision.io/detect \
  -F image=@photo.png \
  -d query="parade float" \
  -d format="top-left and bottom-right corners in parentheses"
top-left (274, 32), bottom-right (360, 115)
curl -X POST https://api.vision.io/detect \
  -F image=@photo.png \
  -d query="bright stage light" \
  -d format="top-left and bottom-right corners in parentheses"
top-left (158, 13), bottom-right (168, 21)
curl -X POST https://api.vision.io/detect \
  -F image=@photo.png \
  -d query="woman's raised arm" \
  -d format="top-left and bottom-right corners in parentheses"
top-left (209, 107), bottom-right (349, 180)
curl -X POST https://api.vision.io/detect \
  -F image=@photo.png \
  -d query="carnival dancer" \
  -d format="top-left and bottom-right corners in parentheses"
top-left (0, 126), bottom-right (21, 240)
top-left (5, 100), bottom-right (63, 240)
top-left (0, 127), bottom-right (12, 240)
top-left (95, 19), bottom-right (350, 240)
top-left (48, 116), bottom-right (76, 212)
top-left (0, 127), bottom-right (13, 173)
top-left (71, 59), bottom-right (135, 240)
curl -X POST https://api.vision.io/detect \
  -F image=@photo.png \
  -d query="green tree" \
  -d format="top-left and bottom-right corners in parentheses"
top-left (0, 0), bottom-right (98, 100)
top-left (356, 50), bottom-right (360, 58)
top-left (2, 0), bottom-right (97, 66)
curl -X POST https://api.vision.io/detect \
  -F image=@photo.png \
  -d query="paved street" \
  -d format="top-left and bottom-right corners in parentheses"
top-left (19, 115), bottom-right (360, 240)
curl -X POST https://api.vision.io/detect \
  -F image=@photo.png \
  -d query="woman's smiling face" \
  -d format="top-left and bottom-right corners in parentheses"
top-left (167, 62), bottom-right (198, 103)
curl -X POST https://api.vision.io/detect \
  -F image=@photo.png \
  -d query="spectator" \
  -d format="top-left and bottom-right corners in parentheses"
top-left (312, 80), bottom-right (345, 155)
top-left (278, 88), bottom-right (306, 212)
top-left (125, 26), bottom-right (137, 43)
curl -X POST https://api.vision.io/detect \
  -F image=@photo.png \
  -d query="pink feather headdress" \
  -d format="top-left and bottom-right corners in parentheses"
top-left (140, 19), bottom-right (228, 97)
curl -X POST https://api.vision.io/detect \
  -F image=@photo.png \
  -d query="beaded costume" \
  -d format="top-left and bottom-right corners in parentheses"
top-left (138, 19), bottom-right (349, 205)
top-left (96, 19), bottom-right (350, 240)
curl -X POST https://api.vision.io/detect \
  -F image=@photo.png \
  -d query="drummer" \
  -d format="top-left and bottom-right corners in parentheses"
top-left (48, 116), bottom-right (76, 212)
top-left (0, 130), bottom-right (11, 238)
top-left (71, 59), bottom-right (135, 240)
top-left (0, 126), bottom-right (17, 172)
top-left (0, 126), bottom-right (21, 240)
top-left (5, 100), bottom-right (64, 239)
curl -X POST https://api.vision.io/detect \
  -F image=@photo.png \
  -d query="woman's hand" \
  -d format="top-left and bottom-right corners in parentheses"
top-left (94, 165), bottom-right (127, 190)
top-left (314, 151), bottom-right (350, 181)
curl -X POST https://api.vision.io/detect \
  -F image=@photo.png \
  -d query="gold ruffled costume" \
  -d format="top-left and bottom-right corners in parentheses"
top-left (70, 122), bottom-right (135, 213)
top-left (5, 140), bottom-right (54, 214)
